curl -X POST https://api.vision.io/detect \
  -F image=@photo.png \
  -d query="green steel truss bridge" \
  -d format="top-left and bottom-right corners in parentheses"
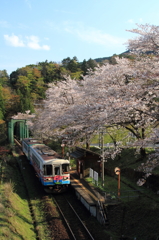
top-left (8, 113), bottom-right (33, 144)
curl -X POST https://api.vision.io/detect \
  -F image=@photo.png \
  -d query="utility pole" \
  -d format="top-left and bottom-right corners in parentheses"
top-left (101, 130), bottom-right (105, 187)
top-left (99, 127), bottom-right (105, 187)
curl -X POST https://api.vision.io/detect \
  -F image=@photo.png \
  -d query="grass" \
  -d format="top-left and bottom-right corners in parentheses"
top-left (85, 175), bottom-right (143, 202)
top-left (0, 154), bottom-right (36, 240)
top-left (0, 150), bottom-right (53, 240)
top-left (0, 183), bottom-right (36, 240)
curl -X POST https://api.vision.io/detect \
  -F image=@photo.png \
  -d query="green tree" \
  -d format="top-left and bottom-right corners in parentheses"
top-left (61, 56), bottom-right (80, 73)
top-left (67, 59), bottom-right (79, 72)
top-left (0, 85), bottom-right (5, 120)
top-left (0, 121), bottom-right (7, 144)
top-left (17, 88), bottom-right (34, 113)
top-left (38, 61), bottom-right (66, 83)
top-left (87, 58), bottom-right (97, 69)
top-left (0, 70), bottom-right (10, 87)
top-left (61, 57), bottom-right (71, 68)
top-left (81, 58), bottom-right (97, 75)
top-left (81, 59), bottom-right (89, 75)
top-left (109, 54), bottom-right (118, 65)
top-left (0, 84), bottom-right (20, 120)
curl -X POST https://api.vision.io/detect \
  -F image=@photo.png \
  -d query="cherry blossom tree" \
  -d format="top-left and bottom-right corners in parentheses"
top-left (126, 23), bottom-right (159, 55)
top-left (31, 24), bottom-right (159, 157)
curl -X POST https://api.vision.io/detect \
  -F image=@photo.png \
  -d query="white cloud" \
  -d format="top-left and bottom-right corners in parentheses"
top-left (4, 34), bottom-right (25, 47)
top-left (26, 35), bottom-right (50, 50)
top-left (42, 45), bottom-right (50, 50)
top-left (4, 34), bottom-right (50, 50)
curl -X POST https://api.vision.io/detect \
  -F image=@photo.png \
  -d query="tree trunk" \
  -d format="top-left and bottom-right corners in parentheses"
top-left (140, 147), bottom-right (146, 158)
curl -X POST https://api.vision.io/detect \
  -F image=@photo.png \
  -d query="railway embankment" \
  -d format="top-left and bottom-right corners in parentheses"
top-left (0, 146), bottom-right (37, 240)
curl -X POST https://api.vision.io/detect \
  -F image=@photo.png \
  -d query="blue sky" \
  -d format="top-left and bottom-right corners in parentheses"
top-left (1, 0), bottom-right (159, 75)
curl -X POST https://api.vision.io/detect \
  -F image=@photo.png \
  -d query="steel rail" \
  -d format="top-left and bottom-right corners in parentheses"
top-left (66, 199), bottom-right (95, 240)
top-left (54, 198), bottom-right (76, 240)
top-left (54, 196), bottom-right (95, 240)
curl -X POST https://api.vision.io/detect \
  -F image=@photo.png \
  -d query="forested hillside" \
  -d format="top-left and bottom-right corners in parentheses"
top-left (0, 57), bottom-right (119, 122)
top-left (0, 54), bottom-right (123, 143)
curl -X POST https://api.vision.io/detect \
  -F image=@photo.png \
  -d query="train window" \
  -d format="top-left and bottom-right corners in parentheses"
top-left (43, 165), bottom-right (52, 175)
top-left (62, 164), bottom-right (69, 173)
top-left (32, 154), bottom-right (40, 168)
top-left (54, 166), bottom-right (60, 175)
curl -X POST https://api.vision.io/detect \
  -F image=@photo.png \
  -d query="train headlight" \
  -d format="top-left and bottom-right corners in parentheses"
top-left (46, 178), bottom-right (52, 181)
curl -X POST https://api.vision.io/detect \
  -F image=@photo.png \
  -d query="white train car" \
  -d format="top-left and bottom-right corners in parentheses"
top-left (22, 138), bottom-right (70, 193)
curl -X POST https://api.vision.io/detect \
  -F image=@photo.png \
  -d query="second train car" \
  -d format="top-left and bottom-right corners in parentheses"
top-left (22, 138), bottom-right (70, 193)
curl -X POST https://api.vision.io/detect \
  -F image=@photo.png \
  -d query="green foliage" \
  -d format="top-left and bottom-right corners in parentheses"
top-left (70, 70), bottom-right (83, 79)
top-left (81, 58), bottom-right (98, 75)
top-left (80, 59), bottom-right (88, 75)
top-left (0, 70), bottom-right (10, 87)
top-left (109, 55), bottom-right (118, 65)
top-left (10, 66), bottom-right (47, 113)
top-left (62, 56), bottom-right (81, 75)
top-left (0, 85), bottom-right (5, 119)
top-left (0, 122), bottom-right (7, 143)
top-left (94, 56), bottom-right (110, 62)
top-left (38, 60), bottom-right (66, 83)
top-left (61, 56), bottom-right (98, 77)
top-left (17, 89), bottom-right (34, 113)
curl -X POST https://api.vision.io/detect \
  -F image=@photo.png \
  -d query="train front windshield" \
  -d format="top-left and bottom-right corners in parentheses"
top-left (43, 165), bottom-right (52, 175)
top-left (62, 164), bottom-right (69, 173)
top-left (54, 166), bottom-right (60, 175)
top-left (43, 164), bottom-right (70, 176)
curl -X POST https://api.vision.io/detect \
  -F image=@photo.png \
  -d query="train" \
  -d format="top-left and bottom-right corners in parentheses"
top-left (22, 138), bottom-right (70, 193)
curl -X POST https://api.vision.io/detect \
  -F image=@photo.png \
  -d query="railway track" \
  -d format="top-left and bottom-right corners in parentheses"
top-left (13, 138), bottom-right (98, 239)
top-left (13, 138), bottom-right (71, 239)
top-left (53, 193), bottom-right (95, 240)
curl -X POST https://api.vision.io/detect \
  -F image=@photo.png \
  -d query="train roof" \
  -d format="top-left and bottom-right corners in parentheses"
top-left (31, 143), bottom-right (69, 163)
top-left (32, 144), bottom-right (58, 157)
top-left (23, 138), bottom-right (69, 163)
